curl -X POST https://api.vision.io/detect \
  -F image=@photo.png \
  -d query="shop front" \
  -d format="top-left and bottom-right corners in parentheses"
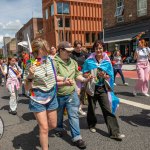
top-left (104, 19), bottom-right (150, 57)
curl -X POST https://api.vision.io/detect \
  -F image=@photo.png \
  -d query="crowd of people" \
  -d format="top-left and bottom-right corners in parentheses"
top-left (0, 37), bottom-right (150, 150)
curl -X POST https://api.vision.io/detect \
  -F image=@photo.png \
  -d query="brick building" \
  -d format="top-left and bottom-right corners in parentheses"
top-left (0, 48), bottom-right (3, 57)
top-left (16, 18), bottom-right (43, 54)
top-left (42, 0), bottom-right (102, 50)
top-left (103, 0), bottom-right (150, 56)
top-left (6, 38), bottom-right (17, 55)
top-left (3, 37), bottom-right (11, 57)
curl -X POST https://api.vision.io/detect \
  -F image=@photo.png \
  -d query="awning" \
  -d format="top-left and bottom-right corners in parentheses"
top-left (104, 32), bottom-right (139, 43)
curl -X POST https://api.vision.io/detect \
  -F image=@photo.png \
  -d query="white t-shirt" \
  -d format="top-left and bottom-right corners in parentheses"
top-left (136, 47), bottom-right (150, 61)
top-left (4, 64), bottom-right (22, 79)
top-left (113, 56), bottom-right (122, 69)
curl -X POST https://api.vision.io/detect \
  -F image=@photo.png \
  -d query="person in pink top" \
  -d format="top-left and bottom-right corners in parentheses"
top-left (133, 39), bottom-right (150, 97)
top-left (3, 56), bottom-right (22, 115)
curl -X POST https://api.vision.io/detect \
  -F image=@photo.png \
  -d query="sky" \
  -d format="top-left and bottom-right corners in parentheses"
top-left (0, 0), bottom-right (42, 48)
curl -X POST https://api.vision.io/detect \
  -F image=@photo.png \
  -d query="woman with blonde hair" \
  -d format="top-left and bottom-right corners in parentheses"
top-left (24, 38), bottom-right (71, 150)
top-left (133, 39), bottom-right (150, 97)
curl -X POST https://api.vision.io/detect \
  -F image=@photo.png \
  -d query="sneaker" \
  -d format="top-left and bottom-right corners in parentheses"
top-left (143, 93), bottom-right (150, 97)
top-left (114, 83), bottom-right (116, 86)
top-left (73, 139), bottom-right (86, 149)
top-left (123, 83), bottom-right (128, 86)
top-left (110, 133), bottom-right (125, 141)
top-left (78, 108), bottom-right (86, 116)
top-left (9, 109), bottom-right (17, 115)
top-left (55, 130), bottom-right (67, 137)
top-left (133, 91), bottom-right (137, 96)
top-left (89, 127), bottom-right (96, 133)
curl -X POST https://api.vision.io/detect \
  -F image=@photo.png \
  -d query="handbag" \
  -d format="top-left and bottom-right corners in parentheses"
top-left (104, 79), bottom-right (113, 92)
top-left (86, 78), bottom-right (96, 96)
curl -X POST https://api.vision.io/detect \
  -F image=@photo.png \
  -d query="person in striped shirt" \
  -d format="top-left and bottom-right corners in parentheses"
top-left (24, 38), bottom-right (71, 150)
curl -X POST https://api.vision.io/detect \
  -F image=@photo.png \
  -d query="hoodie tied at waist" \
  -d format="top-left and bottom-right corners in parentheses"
top-left (6, 78), bottom-right (20, 92)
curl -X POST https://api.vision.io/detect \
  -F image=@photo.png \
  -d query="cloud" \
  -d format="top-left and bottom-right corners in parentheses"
top-left (0, 35), bottom-right (3, 44)
top-left (0, 19), bottom-right (23, 47)
top-left (3, 20), bottom-right (23, 31)
top-left (0, 0), bottom-right (42, 48)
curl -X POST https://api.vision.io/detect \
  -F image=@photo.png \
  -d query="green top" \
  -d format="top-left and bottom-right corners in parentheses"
top-left (24, 57), bottom-right (56, 91)
top-left (54, 54), bottom-right (81, 96)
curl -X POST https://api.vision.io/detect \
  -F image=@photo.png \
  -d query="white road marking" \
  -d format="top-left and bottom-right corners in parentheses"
top-left (120, 98), bottom-right (150, 110)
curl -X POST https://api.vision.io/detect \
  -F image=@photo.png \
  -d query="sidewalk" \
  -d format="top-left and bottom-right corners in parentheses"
top-left (122, 63), bottom-right (136, 71)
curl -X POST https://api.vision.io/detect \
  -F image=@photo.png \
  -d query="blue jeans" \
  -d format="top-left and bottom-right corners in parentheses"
top-left (114, 68), bottom-right (125, 83)
top-left (56, 91), bottom-right (82, 142)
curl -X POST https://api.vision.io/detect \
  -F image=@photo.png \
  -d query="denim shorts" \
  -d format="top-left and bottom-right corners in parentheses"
top-left (29, 94), bottom-right (58, 112)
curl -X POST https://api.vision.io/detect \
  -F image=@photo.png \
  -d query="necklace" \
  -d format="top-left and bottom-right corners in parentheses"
top-left (41, 60), bottom-right (48, 77)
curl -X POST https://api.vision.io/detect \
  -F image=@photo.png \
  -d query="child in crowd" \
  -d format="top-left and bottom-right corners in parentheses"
top-left (113, 50), bottom-right (128, 86)
top-left (3, 56), bottom-right (22, 115)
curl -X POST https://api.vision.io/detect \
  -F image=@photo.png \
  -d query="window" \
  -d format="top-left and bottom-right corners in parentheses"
top-left (50, 4), bottom-right (54, 16)
top-left (57, 18), bottom-right (63, 27)
top-left (57, 17), bottom-right (70, 28)
top-left (92, 33), bottom-right (96, 43)
top-left (117, 16), bottom-right (124, 23)
top-left (98, 33), bottom-right (101, 40)
top-left (58, 30), bottom-right (65, 43)
top-left (58, 31), bottom-right (61, 43)
top-left (57, 2), bottom-right (70, 14)
top-left (45, 9), bottom-right (48, 19)
top-left (62, 31), bottom-right (64, 41)
top-left (65, 31), bottom-right (71, 42)
top-left (115, 0), bottom-right (124, 17)
top-left (65, 18), bottom-right (70, 27)
top-left (137, 0), bottom-right (147, 17)
top-left (85, 33), bottom-right (90, 43)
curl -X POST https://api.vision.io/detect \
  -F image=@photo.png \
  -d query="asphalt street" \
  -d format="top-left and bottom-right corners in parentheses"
top-left (0, 77), bottom-right (150, 150)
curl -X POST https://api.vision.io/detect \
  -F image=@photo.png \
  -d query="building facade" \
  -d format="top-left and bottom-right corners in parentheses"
top-left (103, 0), bottom-right (150, 56)
top-left (16, 18), bottom-right (43, 54)
top-left (0, 48), bottom-right (3, 57)
top-left (42, 0), bottom-right (102, 49)
top-left (6, 38), bottom-right (17, 55)
top-left (3, 37), bottom-right (11, 57)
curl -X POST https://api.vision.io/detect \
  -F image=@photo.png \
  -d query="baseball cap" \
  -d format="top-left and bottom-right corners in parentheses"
top-left (58, 41), bottom-right (74, 51)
